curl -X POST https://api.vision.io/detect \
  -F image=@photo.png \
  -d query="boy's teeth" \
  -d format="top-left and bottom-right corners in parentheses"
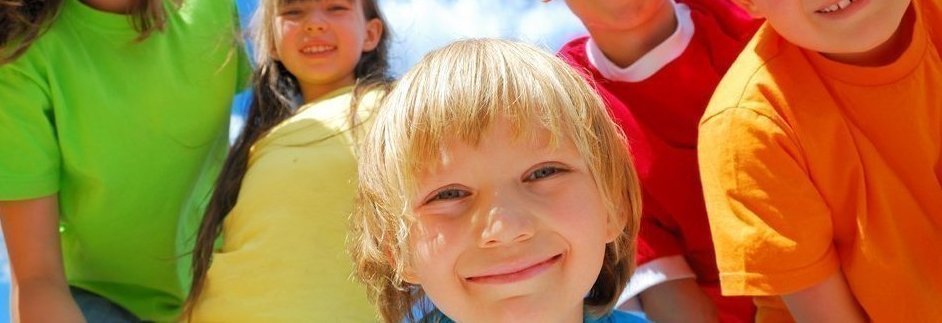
top-left (818, 0), bottom-right (855, 13)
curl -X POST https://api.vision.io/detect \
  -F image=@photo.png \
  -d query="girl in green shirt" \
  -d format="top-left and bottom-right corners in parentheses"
top-left (0, 0), bottom-right (246, 322)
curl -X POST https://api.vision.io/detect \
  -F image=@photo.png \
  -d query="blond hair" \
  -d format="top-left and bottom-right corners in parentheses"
top-left (350, 38), bottom-right (642, 322)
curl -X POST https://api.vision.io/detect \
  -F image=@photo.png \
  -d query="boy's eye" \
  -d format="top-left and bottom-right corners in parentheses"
top-left (327, 5), bottom-right (351, 11)
top-left (525, 166), bottom-right (567, 181)
top-left (427, 188), bottom-right (470, 203)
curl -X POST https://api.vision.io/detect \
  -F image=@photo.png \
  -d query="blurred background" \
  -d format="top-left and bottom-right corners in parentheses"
top-left (0, 0), bottom-right (587, 321)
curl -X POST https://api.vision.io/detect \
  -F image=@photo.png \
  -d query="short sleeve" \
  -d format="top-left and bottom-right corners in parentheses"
top-left (697, 107), bottom-right (839, 296)
top-left (0, 62), bottom-right (60, 200)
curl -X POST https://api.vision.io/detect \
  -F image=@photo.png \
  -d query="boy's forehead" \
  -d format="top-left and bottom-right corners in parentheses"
top-left (413, 122), bottom-right (564, 172)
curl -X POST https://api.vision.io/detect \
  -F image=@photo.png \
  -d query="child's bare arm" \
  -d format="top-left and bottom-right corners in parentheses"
top-left (0, 196), bottom-right (85, 323)
top-left (639, 278), bottom-right (719, 323)
top-left (782, 271), bottom-right (867, 322)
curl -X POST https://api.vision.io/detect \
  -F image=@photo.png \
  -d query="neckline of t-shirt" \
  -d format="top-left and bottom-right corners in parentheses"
top-left (295, 85), bottom-right (356, 114)
top-left (804, 4), bottom-right (927, 86)
top-left (61, 0), bottom-right (150, 34)
top-left (585, 1), bottom-right (695, 83)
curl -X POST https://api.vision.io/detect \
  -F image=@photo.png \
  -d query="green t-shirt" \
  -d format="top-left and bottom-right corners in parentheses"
top-left (0, 0), bottom-right (248, 320)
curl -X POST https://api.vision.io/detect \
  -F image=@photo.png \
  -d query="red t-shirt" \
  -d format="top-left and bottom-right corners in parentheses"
top-left (558, 0), bottom-right (760, 321)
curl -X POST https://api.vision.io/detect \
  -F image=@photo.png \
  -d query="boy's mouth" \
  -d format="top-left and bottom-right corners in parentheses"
top-left (465, 254), bottom-right (562, 284)
top-left (816, 0), bottom-right (856, 14)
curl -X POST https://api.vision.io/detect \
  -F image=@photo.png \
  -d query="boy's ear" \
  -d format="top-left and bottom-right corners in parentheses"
top-left (730, 0), bottom-right (764, 18)
top-left (387, 247), bottom-right (421, 284)
top-left (401, 266), bottom-right (420, 285)
top-left (362, 18), bottom-right (384, 52)
top-left (604, 211), bottom-right (627, 243)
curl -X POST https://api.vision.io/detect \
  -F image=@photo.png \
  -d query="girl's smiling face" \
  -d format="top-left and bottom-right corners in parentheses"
top-left (403, 119), bottom-right (622, 323)
top-left (273, 0), bottom-right (382, 101)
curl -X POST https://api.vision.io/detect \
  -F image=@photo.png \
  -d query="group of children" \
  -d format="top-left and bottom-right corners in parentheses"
top-left (0, 0), bottom-right (938, 322)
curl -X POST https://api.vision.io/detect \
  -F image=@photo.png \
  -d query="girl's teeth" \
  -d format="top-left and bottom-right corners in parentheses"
top-left (302, 46), bottom-right (334, 54)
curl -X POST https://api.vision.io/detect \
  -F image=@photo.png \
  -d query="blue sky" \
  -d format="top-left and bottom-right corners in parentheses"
top-left (0, 1), bottom-right (587, 321)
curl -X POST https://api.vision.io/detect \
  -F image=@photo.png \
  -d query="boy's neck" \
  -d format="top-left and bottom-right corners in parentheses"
top-left (80, 0), bottom-right (137, 14)
top-left (821, 5), bottom-right (916, 67)
top-left (587, 0), bottom-right (677, 69)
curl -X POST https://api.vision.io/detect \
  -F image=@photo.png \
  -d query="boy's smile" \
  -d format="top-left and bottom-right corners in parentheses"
top-left (464, 253), bottom-right (563, 285)
top-left (816, 0), bottom-right (856, 14)
top-left (814, 0), bottom-right (869, 19)
top-left (737, 0), bottom-right (911, 64)
top-left (403, 119), bottom-right (620, 322)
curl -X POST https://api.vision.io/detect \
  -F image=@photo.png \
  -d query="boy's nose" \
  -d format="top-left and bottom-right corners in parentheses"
top-left (478, 194), bottom-right (536, 248)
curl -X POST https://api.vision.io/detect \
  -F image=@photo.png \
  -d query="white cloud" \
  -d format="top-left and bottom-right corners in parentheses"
top-left (379, 0), bottom-right (586, 76)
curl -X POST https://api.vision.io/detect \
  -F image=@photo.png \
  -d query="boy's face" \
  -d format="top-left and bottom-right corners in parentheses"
top-left (403, 119), bottom-right (620, 322)
top-left (741, 0), bottom-right (911, 55)
top-left (563, 0), bottom-right (673, 32)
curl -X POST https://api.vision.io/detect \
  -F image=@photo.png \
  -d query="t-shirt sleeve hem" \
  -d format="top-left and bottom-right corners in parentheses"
top-left (618, 255), bottom-right (697, 305)
top-left (718, 247), bottom-right (841, 296)
top-left (0, 174), bottom-right (60, 200)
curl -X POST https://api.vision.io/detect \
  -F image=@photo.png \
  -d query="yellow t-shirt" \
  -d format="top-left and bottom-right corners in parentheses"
top-left (190, 86), bottom-right (383, 322)
top-left (698, 1), bottom-right (942, 322)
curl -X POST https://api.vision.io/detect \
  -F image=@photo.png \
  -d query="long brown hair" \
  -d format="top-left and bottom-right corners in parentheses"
top-left (0, 0), bottom-right (177, 64)
top-left (185, 0), bottom-right (391, 318)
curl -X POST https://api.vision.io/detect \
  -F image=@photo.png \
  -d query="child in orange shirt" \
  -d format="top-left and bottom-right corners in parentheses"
top-left (698, 0), bottom-right (942, 321)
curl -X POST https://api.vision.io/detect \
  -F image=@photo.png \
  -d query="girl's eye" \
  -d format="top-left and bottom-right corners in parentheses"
top-left (427, 188), bottom-right (470, 203)
top-left (327, 5), bottom-right (350, 11)
top-left (279, 9), bottom-right (303, 17)
top-left (526, 166), bottom-right (567, 181)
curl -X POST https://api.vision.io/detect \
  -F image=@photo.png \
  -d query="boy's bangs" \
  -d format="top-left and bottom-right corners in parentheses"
top-left (395, 41), bottom-right (593, 180)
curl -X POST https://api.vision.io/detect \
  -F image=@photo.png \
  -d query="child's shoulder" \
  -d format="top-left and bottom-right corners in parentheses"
top-left (557, 35), bottom-right (591, 68)
top-left (701, 24), bottom-right (820, 124)
top-left (915, 0), bottom-right (941, 47)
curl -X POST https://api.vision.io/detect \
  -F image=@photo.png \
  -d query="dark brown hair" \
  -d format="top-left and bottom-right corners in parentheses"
top-left (0, 0), bottom-right (177, 64)
top-left (184, 0), bottom-right (391, 319)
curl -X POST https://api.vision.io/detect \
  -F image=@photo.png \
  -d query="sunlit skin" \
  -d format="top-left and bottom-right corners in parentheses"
top-left (80, 0), bottom-right (135, 13)
top-left (273, 0), bottom-right (382, 102)
top-left (737, 0), bottom-right (913, 66)
top-left (563, 0), bottom-right (677, 67)
top-left (403, 120), bottom-right (623, 323)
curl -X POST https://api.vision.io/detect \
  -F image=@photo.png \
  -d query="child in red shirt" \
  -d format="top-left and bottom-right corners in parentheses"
top-left (558, 0), bottom-right (760, 321)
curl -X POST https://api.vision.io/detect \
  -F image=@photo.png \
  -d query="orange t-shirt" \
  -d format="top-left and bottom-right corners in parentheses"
top-left (697, 0), bottom-right (942, 322)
